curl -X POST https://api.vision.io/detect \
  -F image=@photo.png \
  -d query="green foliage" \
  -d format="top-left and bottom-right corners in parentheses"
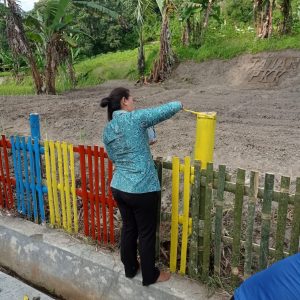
top-left (224, 0), bottom-right (253, 24)
top-left (175, 25), bottom-right (300, 61)
top-left (0, 43), bottom-right (159, 94)
top-left (75, 43), bottom-right (159, 87)
top-left (0, 75), bottom-right (35, 95)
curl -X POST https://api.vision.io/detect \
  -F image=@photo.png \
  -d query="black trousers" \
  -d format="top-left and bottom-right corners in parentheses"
top-left (111, 188), bottom-right (160, 286)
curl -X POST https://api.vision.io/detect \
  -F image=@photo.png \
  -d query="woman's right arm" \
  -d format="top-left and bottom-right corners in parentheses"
top-left (133, 101), bottom-right (182, 128)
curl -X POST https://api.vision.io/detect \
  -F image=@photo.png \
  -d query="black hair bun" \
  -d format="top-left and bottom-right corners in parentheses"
top-left (100, 97), bottom-right (110, 108)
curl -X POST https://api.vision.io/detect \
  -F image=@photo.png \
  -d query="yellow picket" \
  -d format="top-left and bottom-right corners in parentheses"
top-left (56, 142), bottom-right (67, 230)
top-left (62, 142), bottom-right (72, 233)
top-left (69, 144), bottom-right (78, 233)
top-left (49, 141), bottom-right (61, 226)
top-left (179, 156), bottom-right (191, 274)
top-left (44, 141), bottom-right (55, 225)
top-left (170, 156), bottom-right (180, 272)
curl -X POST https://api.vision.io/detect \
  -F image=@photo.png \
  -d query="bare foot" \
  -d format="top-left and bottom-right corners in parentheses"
top-left (156, 271), bottom-right (171, 283)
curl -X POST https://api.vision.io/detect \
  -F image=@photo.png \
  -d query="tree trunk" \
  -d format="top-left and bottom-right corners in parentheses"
top-left (6, 0), bottom-right (44, 94)
top-left (255, 0), bottom-right (274, 38)
top-left (45, 41), bottom-right (57, 95)
top-left (281, 0), bottom-right (292, 34)
top-left (25, 52), bottom-right (43, 94)
top-left (181, 19), bottom-right (191, 46)
top-left (203, 0), bottom-right (214, 29)
top-left (254, 0), bottom-right (263, 36)
top-left (137, 27), bottom-right (145, 78)
top-left (67, 58), bottom-right (76, 88)
top-left (149, 8), bottom-right (175, 82)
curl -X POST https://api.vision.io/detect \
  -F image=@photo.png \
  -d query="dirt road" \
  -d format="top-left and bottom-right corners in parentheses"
top-left (1, 49), bottom-right (299, 185)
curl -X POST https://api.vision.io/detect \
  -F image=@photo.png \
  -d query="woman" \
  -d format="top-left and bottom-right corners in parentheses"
top-left (101, 87), bottom-right (182, 286)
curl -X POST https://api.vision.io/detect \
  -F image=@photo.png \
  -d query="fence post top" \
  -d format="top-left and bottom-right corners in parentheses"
top-left (29, 113), bottom-right (41, 141)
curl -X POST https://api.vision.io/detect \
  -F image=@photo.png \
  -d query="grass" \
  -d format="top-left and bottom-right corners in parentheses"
top-left (176, 26), bottom-right (300, 62)
top-left (0, 76), bottom-right (35, 95)
top-left (0, 25), bottom-right (299, 95)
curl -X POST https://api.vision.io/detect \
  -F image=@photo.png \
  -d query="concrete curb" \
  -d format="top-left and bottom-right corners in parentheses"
top-left (0, 216), bottom-right (222, 300)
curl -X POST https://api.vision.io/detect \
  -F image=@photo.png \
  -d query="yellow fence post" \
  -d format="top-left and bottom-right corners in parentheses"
top-left (194, 112), bottom-right (217, 169)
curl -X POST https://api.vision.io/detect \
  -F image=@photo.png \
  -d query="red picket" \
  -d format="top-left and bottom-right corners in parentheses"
top-left (0, 135), bottom-right (15, 209)
top-left (100, 147), bottom-right (108, 243)
top-left (75, 145), bottom-right (116, 245)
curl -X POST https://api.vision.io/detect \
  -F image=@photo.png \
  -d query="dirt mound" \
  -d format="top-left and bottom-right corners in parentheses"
top-left (0, 49), bottom-right (300, 184)
top-left (172, 49), bottom-right (300, 89)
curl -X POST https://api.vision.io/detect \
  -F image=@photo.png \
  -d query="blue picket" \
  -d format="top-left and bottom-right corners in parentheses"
top-left (34, 137), bottom-right (45, 222)
top-left (22, 137), bottom-right (31, 218)
top-left (10, 136), bottom-right (20, 211)
top-left (28, 138), bottom-right (38, 222)
top-left (16, 137), bottom-right (26, 214)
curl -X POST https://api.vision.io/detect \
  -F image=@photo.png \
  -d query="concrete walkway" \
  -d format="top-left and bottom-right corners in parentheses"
top-left (0, 216), bottom-right (226, 300)
top-left (0, 271), bottom-right (55, 300)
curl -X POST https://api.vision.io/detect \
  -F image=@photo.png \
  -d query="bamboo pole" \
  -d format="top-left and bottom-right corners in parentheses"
top-left (259, 173), bottom-right (274, 270)
top-left (202, 163), bottom-right (214, 280)
top-left (155, 157), bottom-right (163, 259)
top-left (198, 168), bottom-right (206, 275)
top-left (231, 168), bottom-right (245, 286)
top-left (275, 176), bottom-right (290, 260)
top-left (290, 177), bottom-right (300, 254)
top-left (214, 165), bottom-right (226, 276)
top-left (189, 160), bottom-right (201, 278)
top-left (244, 171), bottom-right (259, 279)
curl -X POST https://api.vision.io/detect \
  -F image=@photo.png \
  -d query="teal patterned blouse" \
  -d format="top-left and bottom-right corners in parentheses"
top-left (102, 101), bottom-right (182, 193)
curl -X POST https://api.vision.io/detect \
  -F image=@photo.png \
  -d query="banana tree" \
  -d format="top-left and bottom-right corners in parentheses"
top-left (279, 0), bottom-right (292, 34)
top-left (177, 1), bottom-right (201, 46)
top-left (6, 0), bottom-right (44, 93)
top-left (150, 0), bottom-right (175, 82)
top-left (135, 0), bottom-right (153, 80)
top-left (254, 0), bottom-right (274, 38)
top-left (24, 0), bottom-right (86, 94)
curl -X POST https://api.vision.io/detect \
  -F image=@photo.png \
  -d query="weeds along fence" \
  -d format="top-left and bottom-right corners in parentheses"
top-left (156, 157), bottom-right (300, 288)
top-left (0, 114), bottom-right (299, 288)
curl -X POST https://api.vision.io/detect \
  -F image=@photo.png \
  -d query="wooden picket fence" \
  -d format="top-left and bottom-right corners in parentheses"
top-left (157, 157), bottom-right (300, 286)
top-left (1, 125), bottom-right (299, 286)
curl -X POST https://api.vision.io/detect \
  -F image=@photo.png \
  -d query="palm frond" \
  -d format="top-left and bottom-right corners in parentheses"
top-left (74, 1), bottom-right (119, 19)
